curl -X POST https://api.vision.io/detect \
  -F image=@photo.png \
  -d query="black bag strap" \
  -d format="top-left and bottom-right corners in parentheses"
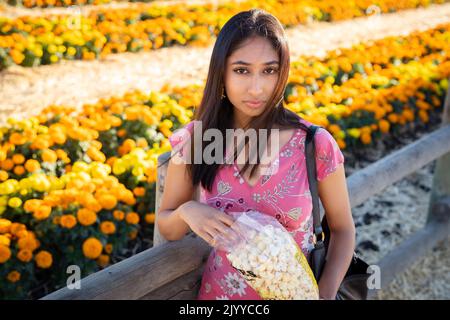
top-left (305, 125), bottom-right (325, 242)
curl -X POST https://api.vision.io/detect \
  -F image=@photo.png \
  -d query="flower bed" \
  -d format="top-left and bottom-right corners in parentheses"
top-left (0, 22), bottom-right (449, 299)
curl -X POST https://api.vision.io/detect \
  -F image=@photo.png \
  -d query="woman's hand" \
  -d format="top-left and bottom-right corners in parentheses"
top-left (179, 200), bottom-right (236, 246)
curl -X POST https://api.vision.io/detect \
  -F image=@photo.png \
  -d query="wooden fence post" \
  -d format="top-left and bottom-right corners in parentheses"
top-left (426, 79), bottom-right (450, 225)
top-left (153, 152), bottom-right (170, 247)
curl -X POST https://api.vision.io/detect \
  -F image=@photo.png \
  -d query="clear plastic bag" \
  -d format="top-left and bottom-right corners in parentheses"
top-left (213, 210), bottom-right (319, 300)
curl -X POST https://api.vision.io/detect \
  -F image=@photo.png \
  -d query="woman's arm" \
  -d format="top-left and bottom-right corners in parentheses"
top-left (317, 164), bottom-right (356, 299)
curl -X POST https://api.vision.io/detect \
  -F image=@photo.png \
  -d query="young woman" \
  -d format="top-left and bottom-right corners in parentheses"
top-left (157, 8), bottom-right (355, 300)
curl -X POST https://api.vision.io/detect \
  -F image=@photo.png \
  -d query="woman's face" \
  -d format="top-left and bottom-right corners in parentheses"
top-left (224, 36), bottom-right (280, 128)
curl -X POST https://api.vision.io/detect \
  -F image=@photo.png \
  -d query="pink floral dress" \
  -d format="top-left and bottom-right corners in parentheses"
top-left (168, 118), bottom-right (344, 300)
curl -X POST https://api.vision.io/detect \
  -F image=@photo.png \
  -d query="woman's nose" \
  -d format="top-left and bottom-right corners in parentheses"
top-left (248, 76), bottom-right (263, 96)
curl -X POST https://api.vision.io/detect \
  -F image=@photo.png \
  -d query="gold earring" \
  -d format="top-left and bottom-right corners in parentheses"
top-left (221, 87), bottom-right (226, 99)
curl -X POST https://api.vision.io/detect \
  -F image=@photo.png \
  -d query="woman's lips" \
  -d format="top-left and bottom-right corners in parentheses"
top-left (244, 101), bottom-right (264, 109)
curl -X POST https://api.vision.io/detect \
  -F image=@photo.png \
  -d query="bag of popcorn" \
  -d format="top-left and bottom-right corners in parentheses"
top-left (213, 210), bottom-right (319, 300)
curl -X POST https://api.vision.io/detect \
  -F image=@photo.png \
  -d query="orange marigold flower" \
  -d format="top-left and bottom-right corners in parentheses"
top-left (77, 208), bottom-right (97, 226)
top-left (31, 136), bottom-right (51, 150)
top-left (97, 254), bottom-right (110, 268)
top-left (125, 212), bottom-right (140, 225)
top-left (18, 235), bottom-right (39, 251)
top-left (41, 149), bottom-right (58, 163)
top-left (60, 214), bottom-right (77, 229)
top-left (25, 159), bottom-right (41, 173)
top-left (97, 194), bottom-right (117, 210)
top-left (128, 230), bottom-right (138, 240)
top-left (7, 270), bottom-right (20, 283)
top-left (13, 165), bottom-right (25, 176)
top-left (0, 219), bottom-right (12, 233)
top-left (361, 133), bottom-right (372, 145)
top-left (379, 119), bottom-right (390, 133)
top-left (35, 250), bottom-right (53, 269)
top-left (24, 199), bottom-right (42, 212)
top-left (145, 213), bottom-right (155, 224)
top-left (113, 210), bottom-right (125, 221)
top-left (10, 223), bottom-right (26, 237)
top-left (100, 221), bottom-right (116, 235)
top-left (133, 187), bottom-right (145, 197)
top-left (33, 205), bottom-right (52, 220)
top-left (1, 159), bottom-right (14, 171)
top-left (82, 237), bottom-right (103, 260)
top-left (104, 243), bottom-right (113, 254)
top-left (0, 244), bottom-right (12, 263)
top-left (17, 249), bottom-right (33, 262)
top-left (12, 154), bottom-right (25, 164)
top-left (9, 133), bottom-right (27, 145)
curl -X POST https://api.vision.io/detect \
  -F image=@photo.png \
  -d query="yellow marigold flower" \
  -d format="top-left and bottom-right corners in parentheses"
top-left (60, 214), bottom-right (77, 229)
top-left (41, 149), bottom-right (58, 163)
top-left (17, 249), bottom-right (33, 262)
top-left (97, 194), bottom-right (117, 210)
top-left (126, 212), bottom-right (140, 225)
top-left (87, 147), bottom-right (106, 163)
top-left (0, 170), bottom-right (9, 181)
top-left (145, 213), bottom-right (155, 224)
top-left (24, 159), bottom-right (41, 173)
top-left (82, 237), bottom-right (103, 260)
top-left (7, 270), bottom-right (20, 283)
top-left (0, 244), bottom-right (12, 263)
top-left (97, 254), bottom-right (110, 268)
top-left (100, 221), bottom-right (116, 235)
top-left (133, 187), bottom-right (145, 197)
top-left (77, 208), bottom-right (97, 226)
top-left (12, 154), bottom-right (25, 164)
top-left (8, 197), bottom-right (22, 208)
top-left (33, 205), bottom-right (52, 220)
top-left (35, 250), bottom-right (53, 269)
top-left (113, 210), bottom-right (124, 221)
top-left (0, 234), bottom-right (11, 247)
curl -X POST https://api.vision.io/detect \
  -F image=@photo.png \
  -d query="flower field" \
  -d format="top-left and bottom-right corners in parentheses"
top-left (0, 0), bottom-right (449, 300)
top-left (0, 0), bottom-right (447, 69)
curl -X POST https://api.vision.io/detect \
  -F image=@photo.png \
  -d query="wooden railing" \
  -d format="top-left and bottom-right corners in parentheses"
top-left (42, 82), bottom-right (450, 300)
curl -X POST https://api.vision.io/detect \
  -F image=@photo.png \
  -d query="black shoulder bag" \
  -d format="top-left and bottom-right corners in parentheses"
top-left (305, 125), bottom-right (371, 300)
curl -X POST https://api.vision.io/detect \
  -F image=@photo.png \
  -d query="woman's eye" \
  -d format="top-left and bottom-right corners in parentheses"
top-left (233, 68), bottom-right (278, 74)
top-left (265, 68), bottom-right (278, 74)
top-left (234, 68), bottom-right (247, 74)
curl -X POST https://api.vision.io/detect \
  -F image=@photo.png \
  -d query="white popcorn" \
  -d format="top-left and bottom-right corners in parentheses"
top-left (225, 212), bottom-right (319, 300)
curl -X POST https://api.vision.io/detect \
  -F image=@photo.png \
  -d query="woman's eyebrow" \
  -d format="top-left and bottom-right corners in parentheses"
top-left (231, 60), bottom-right (279, 66)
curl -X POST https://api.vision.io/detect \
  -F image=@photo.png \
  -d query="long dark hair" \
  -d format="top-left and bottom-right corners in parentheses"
top-left (167, 9), bottom-right (309, 192)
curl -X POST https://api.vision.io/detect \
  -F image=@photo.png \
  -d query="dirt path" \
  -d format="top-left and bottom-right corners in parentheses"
top-left (2, 3), bottom-right (450, 124)
top-left (0, 0), bottom-right (236, 18)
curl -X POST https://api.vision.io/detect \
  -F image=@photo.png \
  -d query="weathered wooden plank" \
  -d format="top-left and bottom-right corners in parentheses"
top-left (41, 233), bottom-right (211, 300)
top-left (427, 80), bottom-right (450, 223)
top-left (366, 199), bottom-right (450, 299)
top-left (153, 152), bottom-right (170, 247)
top-left (139, 266), bottom-right (204, 300)
top-left (347, 124), bottom-right (450, 208)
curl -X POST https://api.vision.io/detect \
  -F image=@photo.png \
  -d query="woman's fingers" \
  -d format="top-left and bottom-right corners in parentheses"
top-left (217, 212), bottom-right (235, 227)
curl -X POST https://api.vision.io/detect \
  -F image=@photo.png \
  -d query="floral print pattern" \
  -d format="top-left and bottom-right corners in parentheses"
top-left (168, 118), bottom-right (345, 300)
